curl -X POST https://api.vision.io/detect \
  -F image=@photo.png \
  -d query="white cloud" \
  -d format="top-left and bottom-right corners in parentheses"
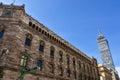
top-left (116, 66), bottom-right (120, 77)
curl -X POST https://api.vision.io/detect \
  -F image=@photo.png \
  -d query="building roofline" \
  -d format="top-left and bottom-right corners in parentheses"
top-left (26, 13), bottom-right (92, 61)
top-left (0, 3), bottom-right (93, 62)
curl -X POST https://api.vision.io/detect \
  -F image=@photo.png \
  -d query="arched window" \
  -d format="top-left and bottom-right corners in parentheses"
top-left (0, 30), bottom-right (4, 39)
top-left (78, 61), bottom-right (81, 70)
top-left (73, 58), bottom-right (76, 68)
top-left (36, 59), bottom-right (42, 70)
top-left (29, 22), bottom-right (32, 26)
top-left (32, 24), bottom-right (35, 28)
top-left (25, 34), bottom-right (32, 46)
top-left (59, 51), bottom-right (63, 61)
top-left (50, 46), bottom-right (55, 58)
top-left (66, 55), bottom-right (70, 65)
top-left (36, 26), bottom-right (38, 30)
top-left (39, 41), bottom-right (45, 52)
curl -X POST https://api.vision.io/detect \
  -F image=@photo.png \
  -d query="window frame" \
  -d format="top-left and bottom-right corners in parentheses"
top-left (0, 30), bottom-right (4, 39)
top-left (25, 34), bottom-right (32, 46)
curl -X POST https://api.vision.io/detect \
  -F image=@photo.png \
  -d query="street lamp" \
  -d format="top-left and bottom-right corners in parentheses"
top-left (20, 51), bottom-right (37, 80)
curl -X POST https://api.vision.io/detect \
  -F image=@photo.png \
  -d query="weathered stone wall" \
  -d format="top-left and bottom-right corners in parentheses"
top-left (0, 4), bottom-right (100, 80)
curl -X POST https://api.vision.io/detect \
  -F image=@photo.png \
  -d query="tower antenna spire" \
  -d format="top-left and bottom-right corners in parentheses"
top-left (98, 24), bottom-right (102, 36)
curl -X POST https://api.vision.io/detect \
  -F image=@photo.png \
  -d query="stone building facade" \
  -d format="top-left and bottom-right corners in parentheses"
top-left (98, 64), bottom-right (112, 80)
top-left (0, 3), bottom-right (99, 80)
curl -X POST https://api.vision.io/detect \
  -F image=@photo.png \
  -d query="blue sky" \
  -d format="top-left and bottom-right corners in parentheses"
top-left (1, 0), bottom-right (120, 76)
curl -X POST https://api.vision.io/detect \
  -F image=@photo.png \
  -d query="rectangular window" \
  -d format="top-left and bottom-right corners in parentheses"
top-left (67, 68), bottom-right (70, 77)
top-left (25, 38), bottom-right (31, 46)
top-left (39, 45), bottom-right (44, 52)
top-left (50, 50), bottom-right (54, 57)
top-left (36, 60), bottom-right (42, 67)
top-left (74, 71), bottom-right (76, 79)
top-left (67, 57), bottom-right (70, 65)
top-left (0, 31), bottom-right (4, 39)
top-left (59, 54), bottom-right (62, 61)
top-left (0, 67), bottom-right (3, 78)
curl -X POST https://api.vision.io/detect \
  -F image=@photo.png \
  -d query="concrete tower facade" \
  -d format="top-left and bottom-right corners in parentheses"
top-left (97, 31), bottom-right (115, 72)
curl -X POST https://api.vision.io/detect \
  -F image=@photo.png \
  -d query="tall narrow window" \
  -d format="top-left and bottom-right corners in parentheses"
top-left (73, 58), bottom-right (76, 69)
top-left (39, 41), bottom-right (45, 52)
top-left (25, 38), bottom-right (31, 46)
top-left (79, 73), bottom-right (82, 80)
top-left (25, 34), bottom-right (32, 46)
top-left (78, 61), bottom-right (81, 70)
top-left (59, 67), bottom-right (63, 76)
top-left (50, 46), bottom-right (55, 58)
top-left (73, 71), bottom-right (76, 79)
top-left (50, 50), bottom-right (54, 57)
top-left (36, 59), bottom-right (42, 70)
top-left (66, 68), bottom-right (70, 77)
top-left (0, 30), bottom-right (4, 39)
top-left (59, 54), bottom-right (62, 61)
top-left (59, 51), bottom-right (63, 61)
top-left (0, 67), bottom-right (3, 78)
top-left (66, 56), bottom-right (70, 65)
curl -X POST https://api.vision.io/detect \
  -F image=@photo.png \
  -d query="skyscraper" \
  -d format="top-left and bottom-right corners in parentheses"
top-left (97, 30), bottom-right (115, 72)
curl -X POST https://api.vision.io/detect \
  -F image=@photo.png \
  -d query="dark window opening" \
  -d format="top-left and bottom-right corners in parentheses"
top-left (32, 24), bottom-right (35, 28)
top-left (73, 71), bottom-right (76, 79)
top-left (79, 61), bottom-right (81, 69)
top-left (0, 30), bottom-right (4, 39)
top-left (67, 68), bottom-right (70, 77)
top-left (0, 67), bottom-right (3, 78)
top-left (50, 50), bottom-right (54, 57)
top-left (47, 33), bottom-right (49, 37)
top-left (42, 30), bottom-right (44, 34)
top-left (25, 38), bottom-right (31, 46)
top-left (29, 22), bottom-right (32, 26)
top-left (5, 11), bottom-right (11, 16)
top-left (44, 32), bottom-right (47, 35)
top-left (67, 57), bottom-right (70, 65)
top-left (73, 59), bottom-right (75, 66)
top-left (36, 60), bottom-right (42, 70)
top-left (36, 26), bottom-right (38, 30)
top-left (39, 28), bottom-right (41, 32)
top-left (59, 54), bottom-right (62, 61)
top-left (39, 45), bottom-right (44, 52)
